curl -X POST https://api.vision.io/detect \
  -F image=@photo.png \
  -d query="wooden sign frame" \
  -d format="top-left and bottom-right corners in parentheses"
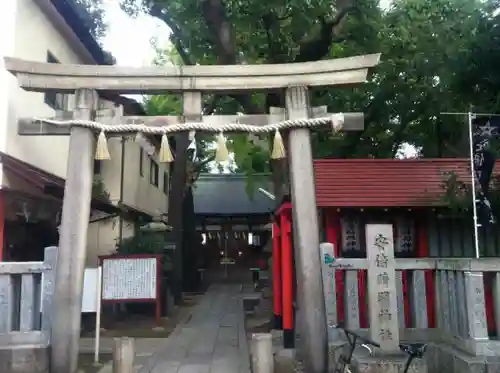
top-left (98, 253), bottom-right (162, 324)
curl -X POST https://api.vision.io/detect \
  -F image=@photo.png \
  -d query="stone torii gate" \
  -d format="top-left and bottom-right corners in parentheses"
top-left (4, 54), bottom-right (380, 373)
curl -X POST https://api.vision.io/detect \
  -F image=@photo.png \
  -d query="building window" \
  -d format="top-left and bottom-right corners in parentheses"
top-left (44, 52), bottom-right (68, 110)
top-left (150, 158), bottom-right (159, 187)
top-left (139, 149), bottom-right (144, 177)
top-left (163, 171), bottom-right (169, 194)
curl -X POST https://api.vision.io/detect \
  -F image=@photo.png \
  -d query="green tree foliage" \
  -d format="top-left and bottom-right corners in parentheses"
top-left (332, 0), bottom-right (486, 159)
top-left (73, 0), bottom-right (117, 64)
top-left (74, 0), bottom-right (107, 40)
top-left (116, 232), bottom-right (173, 275)
top-left (121, 0), bottom-right (500, 174)
top-left (440, 172), bottom-right (500, 219)
top-left (453, 0), bottom-right (500, 113)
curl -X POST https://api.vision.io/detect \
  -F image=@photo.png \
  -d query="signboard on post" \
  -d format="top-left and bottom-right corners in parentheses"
top-left (98, 254), bottom-right (162, 324)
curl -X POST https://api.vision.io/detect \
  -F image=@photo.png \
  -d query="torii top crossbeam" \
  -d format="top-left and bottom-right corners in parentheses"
top-left (4, 54), bottom-right (380, 93)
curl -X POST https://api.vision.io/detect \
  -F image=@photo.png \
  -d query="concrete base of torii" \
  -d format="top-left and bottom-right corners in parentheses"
top-left (0, 346), bottom-right (48, 373)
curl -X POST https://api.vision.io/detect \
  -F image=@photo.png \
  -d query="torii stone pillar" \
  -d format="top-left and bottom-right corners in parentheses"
top-left (286, 86), bottom-right (327, 372)
top-left (51, 89), bottom-right (97, 373)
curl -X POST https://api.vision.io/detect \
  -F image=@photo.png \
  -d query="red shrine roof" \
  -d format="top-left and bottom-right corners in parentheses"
top-left (313, 158), bottom-right (498, 208)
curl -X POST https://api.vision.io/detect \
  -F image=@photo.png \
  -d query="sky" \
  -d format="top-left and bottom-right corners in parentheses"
top-left (101, 1), bottom-right (170, 67)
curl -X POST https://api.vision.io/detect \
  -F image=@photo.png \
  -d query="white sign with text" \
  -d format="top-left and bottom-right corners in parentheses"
top-left (101, 257), bottom-right (157, 301)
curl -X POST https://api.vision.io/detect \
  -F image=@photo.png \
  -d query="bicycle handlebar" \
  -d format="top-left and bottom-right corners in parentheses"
top-left (333, 323), bottom-right (381, 348)
top-left (399, 343), bottom-right (427, 359)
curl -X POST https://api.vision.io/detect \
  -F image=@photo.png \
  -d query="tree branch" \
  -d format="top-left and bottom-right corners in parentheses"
top-left (262, 12), bottom-right (287, 64)
top-left (190, 154), bottom-right (216, 183)
top-left (203, 95), bottom-right (220, 115)
top-left (231, 94), bottom-right (263, 114)
top-left (293, 5), bottom-right (353, 63)
top-left (200, 0), bottom-right (238, 65)
top-left (195, 154), bottom-right (216, 171)
top-left (336, 97), bottom-right (379, 157)
top-left (149, 3), bottom-right (194, 65)
top-left (198, 0), bottom-right (264, 114)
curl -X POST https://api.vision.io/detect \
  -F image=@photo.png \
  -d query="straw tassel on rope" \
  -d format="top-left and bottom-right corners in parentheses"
top-left (159, 132), bottom-right (174, 163)
top-left (215, 132), bottom-right (229, 162)
top-left (134, 131), bottom-right (142, 143)
top-left (271, 129), bottom-right (286, 159)
top-left (95, 130), bottom-right (111, 160)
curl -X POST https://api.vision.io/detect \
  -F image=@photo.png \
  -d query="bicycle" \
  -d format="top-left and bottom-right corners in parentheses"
top-left (332, 323), bottom-right (427, 373)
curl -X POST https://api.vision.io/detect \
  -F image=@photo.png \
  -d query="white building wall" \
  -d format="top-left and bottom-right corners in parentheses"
top-left (7, 0), bottom-right (86, 178)
top-left (0, 0), bottom-right (20, 184)
top-left (86, 217), bottom-right (135, 267)
top-left (99, 136), bottom-right (170, 215)
top-left (0, 0), bottom-right (169, 264)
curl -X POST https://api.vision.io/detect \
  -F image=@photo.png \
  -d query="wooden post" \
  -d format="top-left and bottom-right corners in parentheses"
top-left (285, 86), bottom-right (327, 373)
top-left (50, 89), bottom-right (97, 373)
top-left (112, 337), bottom-right (135, 373)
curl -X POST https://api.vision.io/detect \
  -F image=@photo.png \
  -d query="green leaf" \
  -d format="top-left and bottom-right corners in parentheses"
top-left (118, 0), bottom-right (499, 162)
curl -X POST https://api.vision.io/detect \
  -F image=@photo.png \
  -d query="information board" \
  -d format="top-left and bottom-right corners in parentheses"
top-left (100, 255), bottom-right (159, 301)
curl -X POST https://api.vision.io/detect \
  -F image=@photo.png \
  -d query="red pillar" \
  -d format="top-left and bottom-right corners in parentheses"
top-left (281, 211), bottom-right (294, 348)
top-left (0, 191), bottom-right (5, 261)
top-left (272, 222), bottom-right (282, 329)
top-left (358, 271), bottom-right (368, 328)
top-left (417, 221), bottom-right (436, 328)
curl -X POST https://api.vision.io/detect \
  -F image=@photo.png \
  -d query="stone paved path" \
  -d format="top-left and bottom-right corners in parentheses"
top-left (134, 283), bottom-right (251, 373)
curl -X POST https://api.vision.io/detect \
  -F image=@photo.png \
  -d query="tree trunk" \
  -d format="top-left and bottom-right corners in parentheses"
top-left (181, 186), bottom-right (200, 292)
top-left (167, 132), bottom-right (190, 303)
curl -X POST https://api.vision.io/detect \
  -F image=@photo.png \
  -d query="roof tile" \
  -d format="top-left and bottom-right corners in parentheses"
top-left (194, 174), bottom-right (274, 215)
top-left (313, 158), bottom-right (491, 208)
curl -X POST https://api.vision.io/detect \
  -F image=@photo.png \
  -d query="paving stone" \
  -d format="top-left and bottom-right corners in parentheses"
top-left (149, 361), bottom-right (181, 373)
top-left (134, 284), bottom-right (250, 373)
